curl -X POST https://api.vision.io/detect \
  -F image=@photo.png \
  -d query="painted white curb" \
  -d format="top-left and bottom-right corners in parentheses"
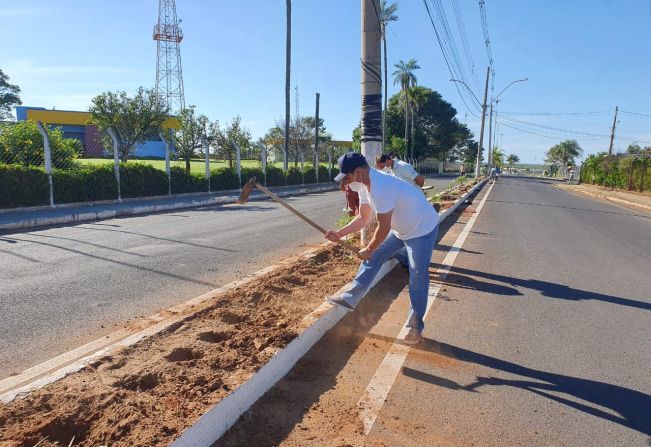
top-left (170, 178), bottom-right (488, 447)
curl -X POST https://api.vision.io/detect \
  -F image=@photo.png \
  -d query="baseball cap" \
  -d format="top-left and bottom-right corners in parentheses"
top-left (334, 152), bottom-right (368, 181)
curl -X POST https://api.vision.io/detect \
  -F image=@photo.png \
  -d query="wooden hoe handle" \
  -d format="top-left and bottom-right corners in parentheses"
top-left (254, 183), bottom-right (360, 254)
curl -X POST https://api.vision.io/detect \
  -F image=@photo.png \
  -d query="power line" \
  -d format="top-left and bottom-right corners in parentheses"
top-left (620, 109), bottom-right (651, 119)
top-left (450, 0), bottom-right (475, 79)
top-left (478, 0), bottom-right (495, 91)
top-left (496, 120), bottom-right (605, 141)
top-left (498, 110), bottom-right (611, 117)
top-left (422, 0), bottom-right (481, 118)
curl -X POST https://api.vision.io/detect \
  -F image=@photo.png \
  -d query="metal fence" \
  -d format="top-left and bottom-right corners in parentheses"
top-left (0, 122), bottom-right (339, 210)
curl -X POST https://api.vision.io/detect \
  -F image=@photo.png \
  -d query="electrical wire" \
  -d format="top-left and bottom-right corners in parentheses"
top-left (498, 110), bottom-right (611, 117)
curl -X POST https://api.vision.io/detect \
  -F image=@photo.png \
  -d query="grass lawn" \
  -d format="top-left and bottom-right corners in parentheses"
top-left (77, 158), bottom-right (322, 174)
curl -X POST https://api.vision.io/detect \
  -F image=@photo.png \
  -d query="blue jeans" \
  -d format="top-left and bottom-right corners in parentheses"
top-left (340, 226), bottom-right (438, 332)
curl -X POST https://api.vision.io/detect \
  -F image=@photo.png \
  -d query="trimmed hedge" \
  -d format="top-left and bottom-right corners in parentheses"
top-left (0, 162), bottom-right (338, 209)
top-left (0, 164), bottom-right (49, 208)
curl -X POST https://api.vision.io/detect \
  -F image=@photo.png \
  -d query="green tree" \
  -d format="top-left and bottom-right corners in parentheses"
top-left (174, 106), bottom-right (209, 172)
top-left (626, 143), bottom-right (642, 155)
top-left (392, 59), bottom-right (420, 150)
top-left (209, 116), bottom-right (251, 168)
top-left (0, 121), bottom-right (81, 168)
top-left (380, 1), bottom-right (399, 147)
top-left (385, 87), bottom-right (471, 160)
top-left (507, 153), bottom-right (520, 172)
top-left (492, 147), bottom-right (505, 168)
top-left (545, 140), bottom-right (582, 166)
top-left (0, 69), bottom-right (22, 120)
top-left (89, 87), bottom-right (168, 162)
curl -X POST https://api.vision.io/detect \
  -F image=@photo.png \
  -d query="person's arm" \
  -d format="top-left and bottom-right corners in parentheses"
top-left (358, 211), bottom-right (392, 259)
top-left (325, 203), bottom-right (372, 242)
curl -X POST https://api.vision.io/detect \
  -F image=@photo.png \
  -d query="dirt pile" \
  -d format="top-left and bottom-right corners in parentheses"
top-left (0, 245), bottom-right (358, 447)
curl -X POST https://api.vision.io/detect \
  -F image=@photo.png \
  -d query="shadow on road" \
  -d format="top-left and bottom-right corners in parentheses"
top-left (405, 338), bottom-right (651, 437)
top-left (430, 263), bottom-right (651, 312)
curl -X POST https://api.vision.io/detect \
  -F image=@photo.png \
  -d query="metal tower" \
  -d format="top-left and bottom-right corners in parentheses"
top-left (153, 0), bottom-right (185, 113)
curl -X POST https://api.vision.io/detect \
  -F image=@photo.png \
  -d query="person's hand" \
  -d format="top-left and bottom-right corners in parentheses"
top-left (357, 247), bottom-right (373, 261)
top-left (325, 229), bottom-right (341, 243)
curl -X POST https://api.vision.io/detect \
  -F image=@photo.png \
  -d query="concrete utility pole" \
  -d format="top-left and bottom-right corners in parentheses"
top-left (608, 106), bottom-right (618, 155)
top-left (476, 66), bottom-right (490, 178)
top-left (284, 0), bottom-right (291, 171)
top-left (360, 0), bottom-right (382, 163)
top-left (488, 101), bottom-right (493, 168)
top-left (314, 92), bottom-right (320, 182)
top-left (360, 0), bottom-right (382, 243)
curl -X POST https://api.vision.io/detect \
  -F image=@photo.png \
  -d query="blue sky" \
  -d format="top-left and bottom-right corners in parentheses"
top-left (2, 0), bottom-right (650, 163)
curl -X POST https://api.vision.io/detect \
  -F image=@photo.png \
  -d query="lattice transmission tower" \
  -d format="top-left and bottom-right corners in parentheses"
top-left (153, 0), bottom-right (185, 113)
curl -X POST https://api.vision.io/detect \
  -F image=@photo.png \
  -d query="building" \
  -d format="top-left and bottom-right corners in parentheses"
top-left (15, 106), bottom-right (175, 158)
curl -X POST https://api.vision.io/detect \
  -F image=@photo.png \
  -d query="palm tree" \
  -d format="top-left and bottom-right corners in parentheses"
top-left (392, 58), bottom-right (420, 155)
top-left (492, 147), bottom-right (505, 169)
top-left (408, 86), bottom-right (427, 159)
top-left (380, 1), bottom-right (399, 149)
top-left (507, 153), bottom-right (520, 173)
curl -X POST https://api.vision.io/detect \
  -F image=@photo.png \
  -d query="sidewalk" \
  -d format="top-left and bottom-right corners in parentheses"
top-left (0, 182), bottom-right (340, 233)
top-left (560, 183), bottom-right (651, 212)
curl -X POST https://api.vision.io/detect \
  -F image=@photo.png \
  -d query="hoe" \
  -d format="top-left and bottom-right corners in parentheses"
top-left (237, 177), bottom-right (359, 253)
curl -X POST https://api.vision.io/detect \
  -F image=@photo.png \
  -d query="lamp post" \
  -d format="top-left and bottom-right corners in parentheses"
top-left (450, 76), bottom-right (528, 177)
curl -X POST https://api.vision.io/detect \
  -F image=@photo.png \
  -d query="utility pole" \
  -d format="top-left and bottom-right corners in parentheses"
top-left (283, 0), bottom-right (291, 171)
top-left (360, 0), bottom-right (382, 243)
top-left (488, 101), bottom-right (493, 168)
top-left (314, 92), bottom-right (320, 181)
top-left (476, 66), bottom-right (490, 178)
top-left (608, 105), bottom-right (618, 155)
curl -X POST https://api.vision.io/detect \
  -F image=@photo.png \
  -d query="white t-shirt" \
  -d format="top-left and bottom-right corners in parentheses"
top-left (358, 168), bottom-right (438, 240)
top-left (390, 160), bottom-right (420, 186)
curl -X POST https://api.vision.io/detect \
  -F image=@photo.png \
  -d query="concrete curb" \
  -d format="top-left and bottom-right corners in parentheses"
top-left (558, 184), bottom-right (651, 213)
top-left (0, 183), bottom-right (339, 232)
top-left (170, 178), bottom-right (488, 447)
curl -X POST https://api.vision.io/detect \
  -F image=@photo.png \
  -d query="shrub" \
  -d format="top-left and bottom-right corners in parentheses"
top-left (0, 121), bottom-right (81, 168)
top-left (265, 165), bottom-right (286, 186)
top-left (303, 166), bottom-right (317, 184)
top-left (318, 166), bottom-right (331, 182)
top-left (170, 166), bottom-right (207, 194)
top-left (286, 166), bottom-right (303, 185)
top-left (0, 163), bottom-right (49, 208)
top-left (120, 162), bottom-right (168, 198)
top-left (210, 167), bottom-right (239, 191)
top-left (241, 167), bottom-right (264, 188)
top-left (53, 164), bottom-right (117, 203)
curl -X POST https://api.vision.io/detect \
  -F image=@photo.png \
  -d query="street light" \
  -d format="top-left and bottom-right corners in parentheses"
top-left (450, 75), bottom-right (527, 178)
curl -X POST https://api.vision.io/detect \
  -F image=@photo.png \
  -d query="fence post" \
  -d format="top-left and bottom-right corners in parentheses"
top-left (328, 151), bottom-right (332, 182)
top-left (300, 150), bottom-right (305, 185)
top-left (234, 141), bottom-right (241, 188)
top-left (107, 128), bottom-right (122, 201)
top-left (160, 130), bottom-right (172, 196)
top-left (261, 144), bottom-right (267, 187)
top-left (36, 121), bottom-right (55, 207)
top-left (202, 137), bottom-right (211, 193)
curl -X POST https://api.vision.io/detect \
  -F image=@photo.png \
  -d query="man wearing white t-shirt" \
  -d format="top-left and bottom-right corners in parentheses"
top-left (325, 152), bottom-right (439, 344)
top-left (375, 153), bottom-right (425, 188)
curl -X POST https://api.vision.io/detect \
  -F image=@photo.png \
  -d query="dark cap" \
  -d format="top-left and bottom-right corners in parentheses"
top-left (334, 152), bottom-right (368, 181)
top-left (376, 153), bottom-right (392, 164)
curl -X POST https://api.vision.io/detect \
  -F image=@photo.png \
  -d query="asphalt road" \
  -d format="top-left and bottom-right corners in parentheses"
top-left (0, 176), bottom-right (453, 379)
top-left (217, 176), bottom-right (651, 446)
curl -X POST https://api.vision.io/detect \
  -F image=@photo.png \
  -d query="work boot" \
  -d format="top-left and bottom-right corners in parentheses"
top-left (403, 328), bottom-right (423, 345)
top-left (325, 295), bottom-right (354, 312)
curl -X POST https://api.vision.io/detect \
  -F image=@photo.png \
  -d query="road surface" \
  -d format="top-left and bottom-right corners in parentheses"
top-left (216, 176), bottom-right (651, 447)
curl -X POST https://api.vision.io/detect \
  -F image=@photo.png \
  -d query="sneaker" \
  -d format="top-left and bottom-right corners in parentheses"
top-left (403, 328), bottom-right (423, 345)
top-left (326, 295), bottom-right (354, 312)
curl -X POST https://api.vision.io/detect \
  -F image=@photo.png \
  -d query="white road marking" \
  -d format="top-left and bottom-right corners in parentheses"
top-left (357, 180), bottom-right (496, 436)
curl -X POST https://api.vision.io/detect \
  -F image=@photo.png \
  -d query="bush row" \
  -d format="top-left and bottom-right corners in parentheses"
top-left (0, 162), bottom-right (340, 209)
top-left (580, 153), bottom-right (651, 192)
